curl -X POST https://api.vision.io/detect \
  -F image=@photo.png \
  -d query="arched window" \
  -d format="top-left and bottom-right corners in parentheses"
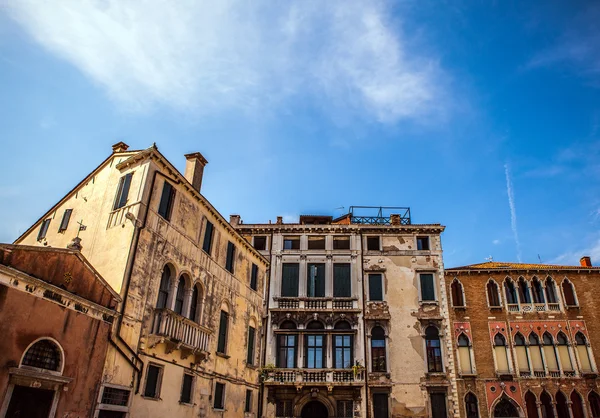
top-left (371, 327), bottom-right (386, 372)
top-left (557, 332), bottom-right (574, 373)
top-left (451, 279), bottom-right (465, 307)
top-left (306, 321), bottom-right (325, 330)
top-left (571, 391), bottom-right (585, 418)
top-left (562, 279), bottom-right (578, 307)
top-left (457, 334), bottom-right (473, 374)
top-left (305, 321), bottom-right (325, 368)
top-left (279, 320), bottom-right (297, 330)
top-left (21, 339), bottom-right (62, 372)
top-left (543, 333), bottom-right (560, 375)
top-left (504, 279), bottom-right (518, 305)
top-left (465, 392), bottom-right (479, 418)
top-left (518, 277), bottom-right (531, 304)
top-left (156, 265), bottom-right (172, 309)
top-left (525, 391), bottom-right (539, 418)
top-left (575, 332), bottom-right (594, 373)
top-left (531, 277), bottom-right (545, 304)
top-left (545, 278), bottom-right (558, 305)
top-left (514, 333), bottom-right (530, 374)
top-left (493, 333), bottom-right (510, 374)
top-left (425, 326), bottom-right (443, 373)
top-left (493, 397), bottom-right (519, 417)
top-left (487, 280), bottom-right (501, 307)
top-left (528, 333), bottom-right (545, 376)
top-left (589, 391), bottom-right (600, 418)
top-left (555, 391), bottom-right (569, 418)
top-left (334, 321), bottom-right (352, 330)
top-left (174, 276), bottom-right (186, 315)
top-left (189, 283), bottom-right (203, 323)
top-left (540, 391), bottom-right (554, 418)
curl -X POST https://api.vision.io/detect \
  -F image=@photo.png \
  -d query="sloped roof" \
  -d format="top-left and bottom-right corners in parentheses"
top-left (447, 261), bottom-right (600, 272)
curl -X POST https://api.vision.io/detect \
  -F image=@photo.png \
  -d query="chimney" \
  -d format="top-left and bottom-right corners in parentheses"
top-left (580, 256), bottom-right (592, 267)
top-left (112, 141), bottom-right (129, 153)
top-left (184, 152), bottom-right (208, 192)
top-left (276, 216), bottom-right (283, 224)
top-left (230, 215), bottom-right (241, 226)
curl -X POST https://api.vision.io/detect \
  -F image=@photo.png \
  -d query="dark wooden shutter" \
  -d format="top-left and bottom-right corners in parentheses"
top-left (158, 181), bottom-right (173, 219)
top-left (281, 263), bottom-right (299, 297)
top-left (202, 221), bottom-right (214, 254)
top-left (250, 264), bottom-right (258, 290)
top-left (180, 374), bottom-right (193, 403)
top-left (226, 242), bottom-right (236, 273)
top-left (420, 274), bottom-right (435, 301)
top-left (217, 311), bottom-right (228, 353)
top-left (113, 176), bottom-right (125, 210)
top-left (369, 274), bottom-right (383, 301)
top-left (334, 264), bottom-right (351, 297)
top-left (214, 383), bottom-right (224, 409)
top-left (245, 390), bottom-right (252, 413)
top-left (247, 326), bottom-right (256, 364)
top-left (59, 209), bottom-right (72, 232)
top-left (144, 365), bottom-right (160, 398)
top-left (37, 219), bottom-right (51, 241)
top-left (430, 393), bottom-right (447, 418)
top-left (373, 393), bottom-right (389, 418)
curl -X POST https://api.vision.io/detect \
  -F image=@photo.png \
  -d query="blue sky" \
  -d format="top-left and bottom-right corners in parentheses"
top-left (1, 1), bottom-right (599, 268)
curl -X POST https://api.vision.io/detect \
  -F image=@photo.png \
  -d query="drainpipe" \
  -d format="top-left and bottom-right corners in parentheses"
top-left (258, 228), bottom-right (274, 418)
top-left (359, 229), bottom-right (370, 418)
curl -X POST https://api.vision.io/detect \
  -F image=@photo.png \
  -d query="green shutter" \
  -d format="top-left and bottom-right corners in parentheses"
top-left (247, 326), bottom-right (256, 364)
top-left (420, 274), bottom-right (435, 301)
top-left (202, 221), bottom-right (213, 254)
top-left (334, 264), bottom-right (351, 297)
top-left (369, 274), bottom-right (383, 301)
top-left (282, 264), bottom-right (299, 297)
top-left (217, 311), bottom-right (228, 353)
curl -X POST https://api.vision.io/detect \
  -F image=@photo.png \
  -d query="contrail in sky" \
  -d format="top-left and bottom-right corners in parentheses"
top-left (504, 163), bottom-right (522, 262)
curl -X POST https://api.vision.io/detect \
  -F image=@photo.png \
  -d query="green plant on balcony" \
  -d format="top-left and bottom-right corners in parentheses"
top-left (259, 363), bottom-right (276, 382)
top-left (350, 360), bottom-right (364, 378)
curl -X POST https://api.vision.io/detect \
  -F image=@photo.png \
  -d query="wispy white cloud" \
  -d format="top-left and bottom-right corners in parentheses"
top-left (6, 0), bottom-right (446, 123)
top-left (504, 163), bottom-right (522, 262)
top-left (551, 236), bottom-right (600, 266)
top-left (492, 239), bottom-right (500, 245)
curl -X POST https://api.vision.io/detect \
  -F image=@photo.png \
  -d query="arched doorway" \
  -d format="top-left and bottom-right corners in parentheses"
top-left (302, 400), bottom-right (329, 418)
top-left (493, 397), bottom-right (520, 417)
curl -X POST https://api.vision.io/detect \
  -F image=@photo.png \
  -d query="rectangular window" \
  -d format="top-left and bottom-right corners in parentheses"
top-left (202, 220), bottom-right (214, 255)
top-left (213, 382), bottom-right (225, 410)
top-left (58, 209), bottom-right (72, 232)
top-left (37, 218), bottom-right (51, 241)
top-left (368, 274), bottom-right (383, 301)
top-left (333, 236), bottom-right (351, 250)
top-left (367, 236), bottom-right (380, 251)
top-left (245, 390), bottom-right (252, 413)
top-left (217, 310), bottom-right (229, 354)
top-left (333, 263), bottom-right (351, 297)
top-left (305, 335), bottom-right (325, 368)
top-left (277, 335), bottom-right (297, 368)
top-left (334, 335), bottom-right (353, 368)
top-left (373, 393), bottom-right (389, 418)
top-left (307, 236), bottom-right (326, 250)
top-left (180, 374), bottom-right (193, 404)
top-left (283, 236), bottom-right (300, 250)
top-left (307, 263), bottom-right (326, 297)
top-left (337, 401), bottom-right (353, 418)
top-left (276, 400), bottom-right (293, 417)
top-left (250, 264), bottom-right (258, 291)
top-left (143, 364), bottom-right (162, 399)
top-left (101, 387), bottom-right (130, 406)
top-left (253, 235), bottom-right (267, 250)
top-left (247, 326), bottom-right (256, 365)
top-left (281, 263), bottom-right (300, 297)
top-left (420, 273), bottom-right (436, 301)
top-left (157, 181), bottom-right (176, 221)
top-left (417, 236), bottom-right (430, 250)
top-left (225, 242), bottom-right (236, 274)
top-left (113, 173), bottom-right (133, 210)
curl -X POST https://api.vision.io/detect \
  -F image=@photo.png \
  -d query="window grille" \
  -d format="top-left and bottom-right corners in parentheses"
top-left (22, 339), bottom-right (60, 371)
top-left (101, 387), bottom-right (130, 406)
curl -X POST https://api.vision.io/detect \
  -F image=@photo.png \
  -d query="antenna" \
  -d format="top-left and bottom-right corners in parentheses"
top-left (485, 255), bottom-right (494, 262)
top-left (538, 254), bottom-right (543, 263)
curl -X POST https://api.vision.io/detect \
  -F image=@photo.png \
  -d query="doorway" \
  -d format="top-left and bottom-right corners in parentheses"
top-left (6, 386), bottom-right (55, 418)
top-left (301, 400), bottom-right (329, 418)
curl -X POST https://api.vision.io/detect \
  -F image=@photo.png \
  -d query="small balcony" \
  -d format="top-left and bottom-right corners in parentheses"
top-left (149, 308), bottom-right (211, 361)
top-left (264, 368), bottom-right (365, 386)
top-left (273, 298), bottom-right (359, 311)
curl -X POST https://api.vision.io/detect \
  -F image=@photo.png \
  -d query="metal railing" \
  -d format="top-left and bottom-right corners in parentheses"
top-left (265, 369), bottom-right (365, 384)
top-left (349, 206), bottom-right (411, 226)
top-left (507, 303), bottom-right (519, 312)
top-left (151, 308), bottom-right (211, 352)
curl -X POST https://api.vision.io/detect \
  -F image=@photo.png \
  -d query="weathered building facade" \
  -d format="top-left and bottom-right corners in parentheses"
top-left (445, 258), bottom-right (600, 418)
top-left (236, 208), bottom-right (456, 418)
top-left (13, 143), bottom-right (269, 418)
top-left (0, 244), bottom-right (120, 418)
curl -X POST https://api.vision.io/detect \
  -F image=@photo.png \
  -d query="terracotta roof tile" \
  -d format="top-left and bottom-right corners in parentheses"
top-left (447, 261), bottom-right (600, 271)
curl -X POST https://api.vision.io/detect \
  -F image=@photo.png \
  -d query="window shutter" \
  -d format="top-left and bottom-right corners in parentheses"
top-left (247, 326), bottom-right (256, 364)
top-left (420, 274), bottom-right (435, 301)
top-left (334, 264), bottom-right (351, 297)
top-left (217, 311), bottom-right (228, 353)
top-left (202, 221), bottom-right (214, 254)
top-left (226, 242), bottom-right (236, 273)
top-left (282, 264), bottom-right (299, 297)
top-left (113, 176), bottom-right (125, 210)
top-left (250, 264), bottom-right (258, 291)
top-left (369, 274), bottom-right (383, 301)
top-left (144, 365), bottom-right (160, 398)
top-left (118, 173), bottom-right (133, 209)
top-left (158, 182), bottom-right (173, 219)
top-left (214, 383), bottom-right (224, 409)
top-left (316, 264), bottom-right (325, 297)
top-left (37, 219), bottom-right (51, 241)
top-left (180, 374), bottom-right (193, 403)
top-left (245, 390), bottom-right (252, 413)
top-left (59, 209), bottom-right (72, 232)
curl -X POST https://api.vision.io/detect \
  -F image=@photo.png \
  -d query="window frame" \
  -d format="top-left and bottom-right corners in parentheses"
top-left (143, 363), bottom-right (164, 400)
top-left (333, 334), bottom-right (353, 369)
top-left (416, 236), bottom-right (430, 251)
top-left (37, 218), bottom-right (51, 241)
top-left (281, 263), bottom-right (300, 297)
top-left (283, 236), bottom-right (300, 250)
top-left (213, 382), bottom-right (225, 410)
top-left (58, 209), bottom-right (73, 232)
top-left (276, 334), bottom-right (297, 368)
top-left (307, 236), bottom-right (326, 250)
top-left (245, 389), bottom-right (252, 413)
top-left (225, 242), bottom-right (236, 274)
top-left (246, 326), bottom-right (256, 365)
top-left (304, 334), bottom-right (326, 369)
top-left (333, 263), bottom-right (351, 298)
top-left (157, 180), bottom-right (176, 221)
top-left (419, 272), bottom-right (437, 302)
top-left (366, 236), bottom-right (381, 251)
top-left (306, 263), bottom-right (326, 298)
top-left (179, 373), bottom-right (194, 405)
top-left (202, 220), bottom-right (214, 255)
top-left (425, 326), bottom-right (443, 373)
top-left (217, 310), bottom-right (229, 354)
top-left (371, 326), bottom-right (387, 372)
top-left (368, 273), bottom-right (384, 301)
top-left (333, 235), bottom-right (351, 250)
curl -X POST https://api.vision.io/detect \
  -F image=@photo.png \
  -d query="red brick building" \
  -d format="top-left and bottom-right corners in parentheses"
top-left (0, 244), bottom-right (120, 418)
top-left (445, 257), bottom-right (600, 418)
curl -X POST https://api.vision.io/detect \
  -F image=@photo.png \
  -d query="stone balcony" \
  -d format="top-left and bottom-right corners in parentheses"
top-left (264, 368), bottom-right (365, 386)
top-left (273, 297), bottom-right (360, 311)
top-left (148, 308), bottom-right (212, 362)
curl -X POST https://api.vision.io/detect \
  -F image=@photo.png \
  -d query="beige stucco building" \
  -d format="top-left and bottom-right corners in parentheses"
top-left (15, 142), bottom-right (269, 418)
top-left (236, 209), bottom-right (457, 418)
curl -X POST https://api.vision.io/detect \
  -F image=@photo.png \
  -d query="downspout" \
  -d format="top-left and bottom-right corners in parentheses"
top-left (359, 229), bottom-right (371, 418)
top-left (258, 229), bottom-right (274, 418)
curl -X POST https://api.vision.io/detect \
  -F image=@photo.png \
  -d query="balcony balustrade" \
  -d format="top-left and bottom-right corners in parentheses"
top-left (265, 368), bottom-right (365, 385)
top-left (274, 298), bottom-right (358, 311)
top-left (150, 308), bottom-right (211, 353)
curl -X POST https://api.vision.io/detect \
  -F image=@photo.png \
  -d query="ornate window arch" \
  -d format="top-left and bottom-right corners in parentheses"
top-left (561, 278), bottom-right (578, 307)
top-left (504, 278), bottom-right (518, 306)
top-left (524, 391), bottom-right (538, 418)
top-left (570, 390), bottom-right (585, 418)
top-left (425, 326), bottom-right (443, 373)
top-left (530, 277), bottom-right (545, 304)
top-left (555, 391), bottom-right (569, 418)
top-left (513, 332), bottom-right (530, 376)
top-left (451, 278), bottom-right (465, 307)
top-left (487, 279), bottom-right (502, 308)
top-left (544, 277), bottom-right (559, 307)
top-left (588, 391), bottom-right (600, 418)
top-left (540, 391), bottom-right (554, 418)
top-left (542, 332), bottom-right (560, 376)
top-left (20, 337), bottom-right (64, 375)
top-left (517, 277), bottom-right (531, 304)
top-left (156, 263), bottom-right (175, 309)
top-left (575, 332), bottom-right (595, 373)
top-left (492, 395), bottom-right (521, 417)
top-left (493, 333), bottom-right (510, 374)
top-left (557, 332), bottom-right (574, 374)
top-left (465, 392), bottom-right (479, 418)
top-left (457, 333), bottom-right (474, 374)
top-left (174, 273), bottom-right (191, 315)
top-left (528, 333), bottom-right (545, 376)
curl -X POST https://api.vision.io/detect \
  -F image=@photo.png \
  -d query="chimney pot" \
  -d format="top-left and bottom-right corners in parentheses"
top-left (276, 216), bottom-right (283, 224)
top-left (112, 142), bottom-right (129, 153)
top-left (230, 215), bottom-right (241, 226)
top-left (184, 152), bottom-right (208, 192)
top-left (580, 256), bottom-right (592, 267)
